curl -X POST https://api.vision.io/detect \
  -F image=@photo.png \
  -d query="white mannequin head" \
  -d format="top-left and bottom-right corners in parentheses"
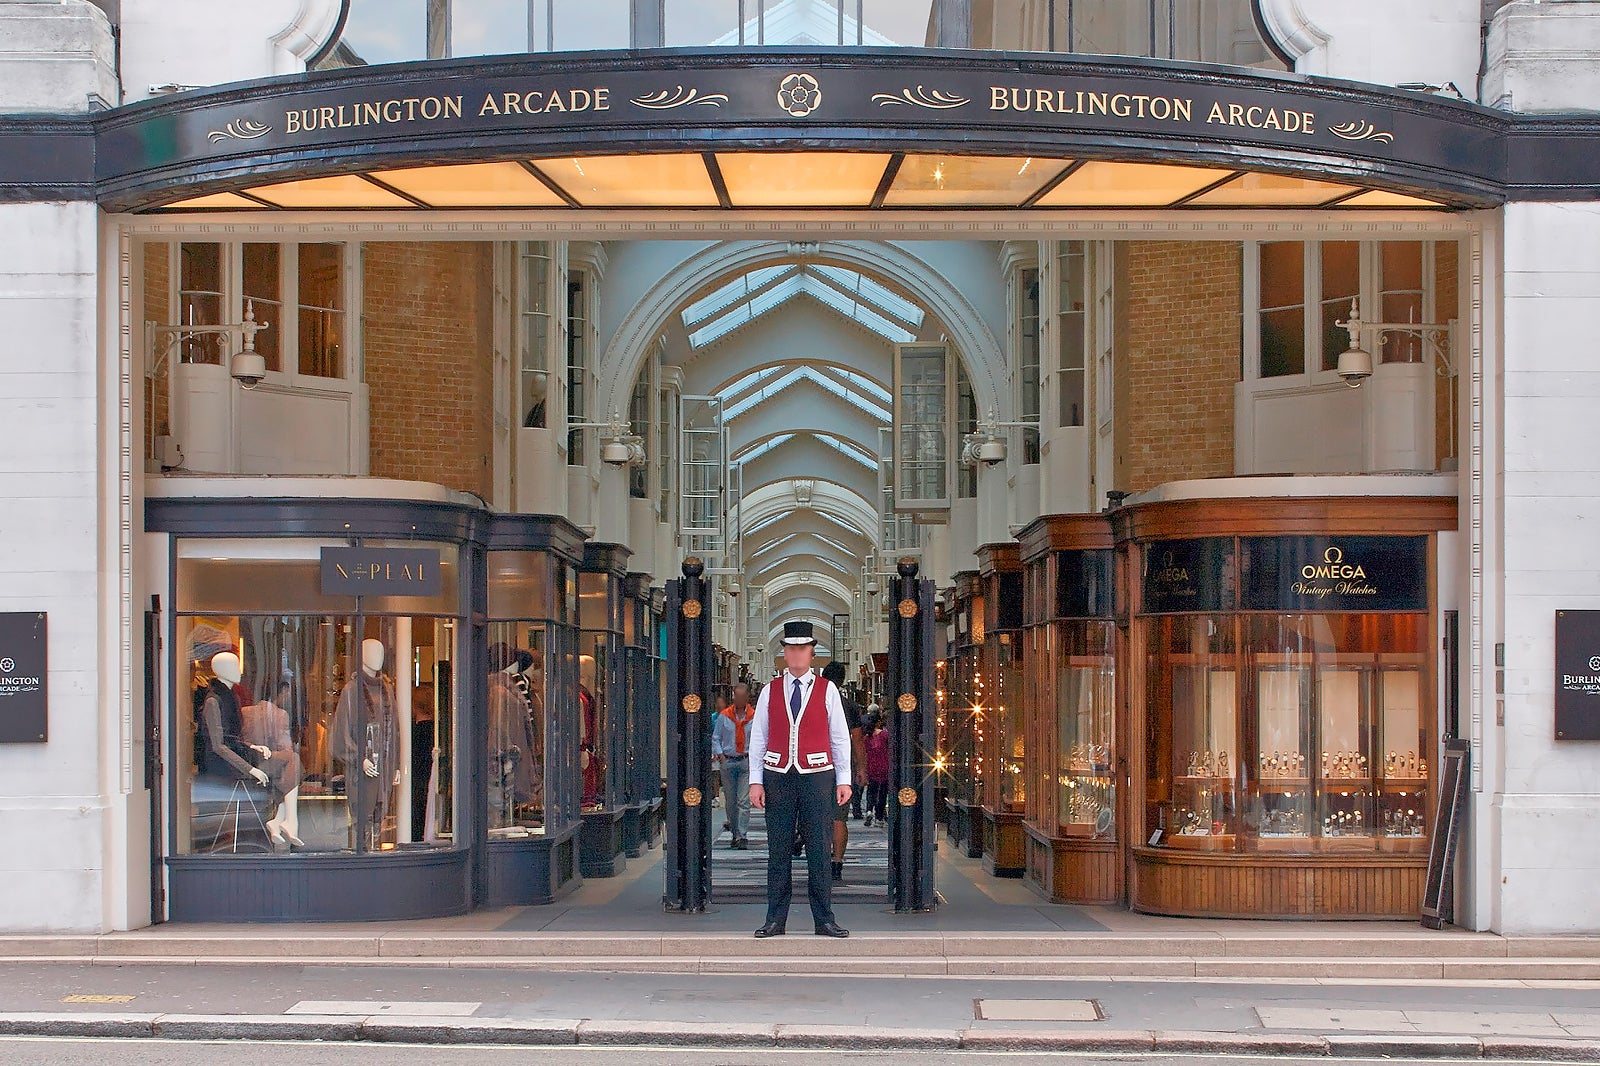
top-left (361, 638), bottom-right (385, 676)
top-left (210, 651), bottom-right (242, 687)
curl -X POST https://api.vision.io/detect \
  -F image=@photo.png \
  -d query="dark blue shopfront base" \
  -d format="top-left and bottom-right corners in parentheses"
top-left (620, 804), bottom-right (644, 858)
top-left (579, 808), bottom-right (627, 878)
top-left (166, 849), bottom-right (470, 922)
top-left (485, 826), bottom-right (582, 906)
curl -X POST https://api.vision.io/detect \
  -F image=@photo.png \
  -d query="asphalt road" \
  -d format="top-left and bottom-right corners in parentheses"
top-left (0, 1040), bottom-right (1540, 1066)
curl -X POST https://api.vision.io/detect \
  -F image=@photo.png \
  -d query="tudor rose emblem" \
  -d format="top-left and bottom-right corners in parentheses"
top-left (777, 73), bottom-right (822, 117)
top-left (0, 658), bottom-right (12, 673)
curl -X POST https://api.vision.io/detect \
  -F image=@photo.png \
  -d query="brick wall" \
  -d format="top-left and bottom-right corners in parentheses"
top-left (143, 242), bottom-right (170, 462)
top-left (1113, 241), bottom-right (1243, 493)
top-left (362, 242), bottom-right (494, 498)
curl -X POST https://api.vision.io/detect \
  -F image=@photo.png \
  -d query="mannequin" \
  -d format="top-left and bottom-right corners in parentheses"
top-left (516, 648), bottom-right (546, 815)
top-left (243, 678), bottom-right (304, 847)
top-left (330, 637), bottom-right (400, 851)
top-left (579, 654), bottom-right (602, 806)
top-left (487, 643), bottom-right (524, 830)
top-left (200, 651), bottom-right (270, 790)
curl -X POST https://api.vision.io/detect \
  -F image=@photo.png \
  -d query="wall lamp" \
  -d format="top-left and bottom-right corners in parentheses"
top-left (1334, 298), bottom-right (1456, 388)
top-left (570, 412), bottom-right (647, 466)
top-left (147, 299), bottom-right (271, 389)
top-left (960, 408), bottom-right (1041, 466)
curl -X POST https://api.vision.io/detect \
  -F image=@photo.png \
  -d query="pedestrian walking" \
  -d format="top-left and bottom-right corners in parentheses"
top-left (863, 712), bottom-right (890, 826)
top-left (712, 682), bottom-right (755, 848)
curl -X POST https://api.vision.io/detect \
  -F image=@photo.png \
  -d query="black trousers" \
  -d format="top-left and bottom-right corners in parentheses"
top-left (763, 768), bottom-right (836, 927)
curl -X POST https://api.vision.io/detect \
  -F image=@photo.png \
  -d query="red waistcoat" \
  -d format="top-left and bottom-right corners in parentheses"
top-left (761, 673), bottom-right (834, 775)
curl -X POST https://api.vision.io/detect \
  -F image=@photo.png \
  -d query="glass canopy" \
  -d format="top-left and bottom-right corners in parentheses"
top-left (158, 154), bottom-right (1450, 213)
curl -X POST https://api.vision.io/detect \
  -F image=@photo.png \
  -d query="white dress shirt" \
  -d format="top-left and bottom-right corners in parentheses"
top-left (747, 668), bottom-right (852, 787)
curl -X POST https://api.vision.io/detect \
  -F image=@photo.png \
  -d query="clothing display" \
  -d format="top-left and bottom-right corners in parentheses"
top-left (242, 697), bottom-right (302, 796)
top-left (198, 678), bottom-right (257, 782)
top-left (330, 669), bottom-right (400, 848)
top-left (579, 684), bottom-right (602, 805)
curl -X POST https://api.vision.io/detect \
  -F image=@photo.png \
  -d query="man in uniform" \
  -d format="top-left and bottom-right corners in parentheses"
top-left (748, 621), bottom-right (853, 938)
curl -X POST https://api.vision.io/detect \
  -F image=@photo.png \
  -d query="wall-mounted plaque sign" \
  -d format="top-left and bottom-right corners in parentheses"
top-left (320, 547), bottom-right (442, 598)
top-left (1555, 609), bottom-right (1600, 740)
top-left (1241, 535), bottom-right (1428, 613)
top-left (1142, 538), bottom-right (1235, 614)
top-left (0, 613), bottom-right (47, 743)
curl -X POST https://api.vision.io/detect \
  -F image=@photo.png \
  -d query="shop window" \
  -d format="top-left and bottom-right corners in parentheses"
top-left (178, 243), bottom-right (223, 365)
top-left (1146, 604), bottom-right (1430, 853)
top-left (1057, 241), bottom-right (1087, 429)
top-left (297, 243), bottom-right (346, 379)
top-left (242, 244), bottom-right (282, 373)
top-left (1054, 621), bottom-right (1116, 838)
top-left (173, 540), bottom-right (460, 857)
top-left (1258, 241), bottom-right (1306, 378)
top-left (486, 550), bottom-right (581, 837)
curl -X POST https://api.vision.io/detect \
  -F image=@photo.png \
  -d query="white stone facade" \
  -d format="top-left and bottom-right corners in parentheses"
top-left (0, 0), bottom-right (1598, 932)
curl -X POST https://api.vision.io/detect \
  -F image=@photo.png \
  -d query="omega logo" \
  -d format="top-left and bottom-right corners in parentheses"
top-left (1301, 546), bottom-right (1367, 582)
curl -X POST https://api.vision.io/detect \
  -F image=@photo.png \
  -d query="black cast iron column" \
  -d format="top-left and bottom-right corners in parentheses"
top-left (887, 558), bottom-right (937, 912)
top-left (663, 557), bottom-right (713, 912)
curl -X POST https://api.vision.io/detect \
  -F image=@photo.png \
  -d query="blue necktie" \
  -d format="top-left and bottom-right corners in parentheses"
top-left (791, 678), bottom-right (802, 715)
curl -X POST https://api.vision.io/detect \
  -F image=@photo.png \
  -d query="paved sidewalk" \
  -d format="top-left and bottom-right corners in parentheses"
top-left (3, 946), bottom-right (1600, 1058)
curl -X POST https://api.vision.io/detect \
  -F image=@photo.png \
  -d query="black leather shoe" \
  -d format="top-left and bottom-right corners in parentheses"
top-left (754, 920), bottom-right (786, 938)
top-left (814, 921), bottom-right (850, 938)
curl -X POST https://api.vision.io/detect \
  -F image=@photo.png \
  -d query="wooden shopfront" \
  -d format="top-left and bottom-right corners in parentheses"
top-left (1017, 514), bottom-right (1122, 905)
top-left (1119, 490), bottom-right (1456, 919)
top-left (977, 544), bottom-right (1028, 878)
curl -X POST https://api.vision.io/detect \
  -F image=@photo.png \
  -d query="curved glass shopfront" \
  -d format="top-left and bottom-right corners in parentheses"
top-left (150, 488), bottom-right (592, 921)
top-left (1125, 496), bottom-right (1454, 919)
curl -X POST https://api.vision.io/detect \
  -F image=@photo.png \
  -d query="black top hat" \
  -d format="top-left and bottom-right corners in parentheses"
top-left (781, 620), bottom-right (816, 646)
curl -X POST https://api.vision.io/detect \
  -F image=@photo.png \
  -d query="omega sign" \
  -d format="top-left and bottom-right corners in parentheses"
top-left (320, 547), bottom-right (443, 598)
top-left (1241, 536), bottom-right (1426, 613)
top-left (0, 612), bottom-right (48, 744)
top-left (1293, 546), bottom-right (1378, 599)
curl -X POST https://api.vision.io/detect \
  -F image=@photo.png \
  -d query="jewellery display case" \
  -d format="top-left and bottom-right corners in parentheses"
top-left (979, 544), bottom-right (1026, 877)
top-left (1123, 490), bottom-right (1455, 919)
top-left (1017, 514), bottom-right (1120, 905)
top-left (939, 574), bottom-right (985, 858)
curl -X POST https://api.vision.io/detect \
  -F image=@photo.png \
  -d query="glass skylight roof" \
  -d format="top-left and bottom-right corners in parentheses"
top-left (720, 365), bottom-right (891, 422)
top-left (685, 264), bottom-right (924, 349)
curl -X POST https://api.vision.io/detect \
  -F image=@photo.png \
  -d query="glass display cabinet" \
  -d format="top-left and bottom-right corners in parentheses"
top-left (619, 572), bottom-right (661, 858)
top-left (979, 544), bottom-right (1027, 877)
top-left (1129, 502), bottom-right (1453, 920)
top-left (577, 542), bottom-right (631, 877)
top-left (483, 515), bottom-right (586, 905)
top-left (1017, 514), bottom-right (1120, 904)
top-left (940, 575), bottom-right (985, 858)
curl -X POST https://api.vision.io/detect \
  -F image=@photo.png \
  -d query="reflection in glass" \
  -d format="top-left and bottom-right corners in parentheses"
top-left (175, 613), bottom-right (455, 856)
top-left (1055, 621), bottom-right (1115, 838)
top-left (1148, 615), bottom-right (1238, 847)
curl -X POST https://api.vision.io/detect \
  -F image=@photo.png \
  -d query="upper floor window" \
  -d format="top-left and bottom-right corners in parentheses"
top-left (518, 242), bottom-right (555, 429)
top-left (1244, 240), bottom-right (1435, 388)
top-left (172, 241), bottom-right (356, 387)
top-left (1056, 241), bottom-right (1087, 429)
top-left (1014, 264), bottom-right (1042, 463)
top-left (567, 270), bottom-right (592, 466)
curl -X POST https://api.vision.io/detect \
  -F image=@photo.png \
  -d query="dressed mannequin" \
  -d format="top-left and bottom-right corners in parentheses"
top-left (242, 678), bottom-right (304, 846)
top-left (200, 652), bottom-right (270, 790)
top-left (579, 654), bottom-right (602, 806)
top-left (515, 649), bottom-right (546, 813)
top-left (487, 643), bottom-right (525, 830)
top-left (330, 638), bottom-right (400, 851)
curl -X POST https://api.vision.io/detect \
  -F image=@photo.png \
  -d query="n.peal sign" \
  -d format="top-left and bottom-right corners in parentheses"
top-left (320, 546), bottom-right (442, 598)
top-left (0, 613), bottom-right (47, 744)
top-left (1555, 609), bottom-right (1600, 740)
